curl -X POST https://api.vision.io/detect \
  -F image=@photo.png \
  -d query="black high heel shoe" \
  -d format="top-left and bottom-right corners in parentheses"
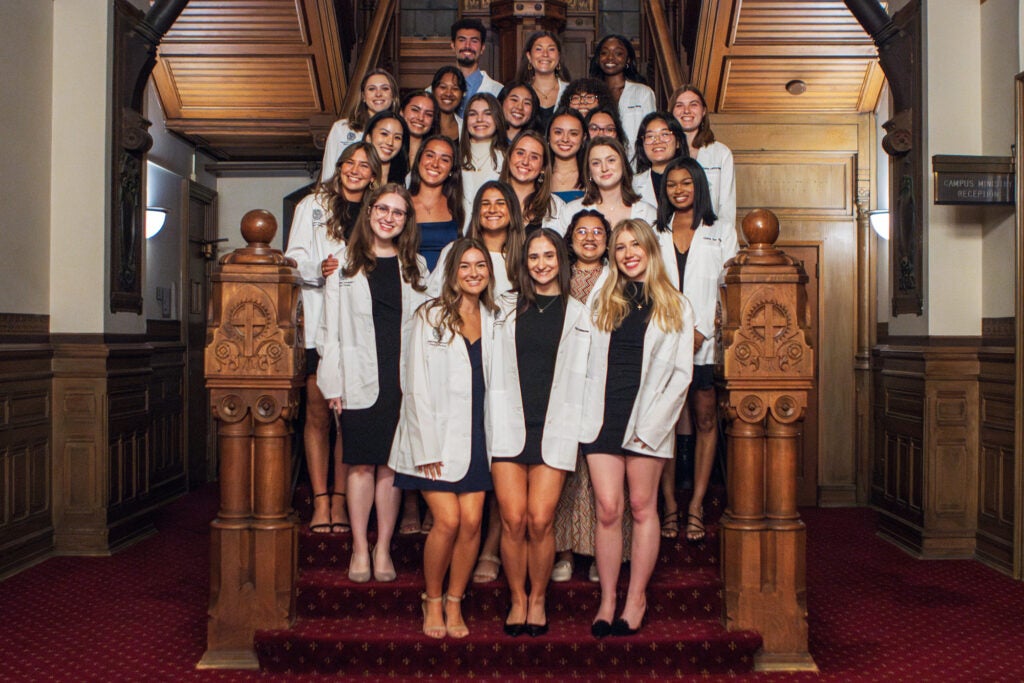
top-left (504, 607), bottom-right (525, 637)
top-left (590, 619), bottom-right (612, 638)
top-left (610, 615), bottom-right (644, 636)
top-left (525, 621), bottom-right (548, 637)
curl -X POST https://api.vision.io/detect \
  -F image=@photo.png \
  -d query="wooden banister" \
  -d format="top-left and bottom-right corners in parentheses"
top-left (643, 0), bottom-right (687, 102)
top-left (340, 0), bottom-right (399, 118)
top-left (718, 209), bottom-right (817, 672)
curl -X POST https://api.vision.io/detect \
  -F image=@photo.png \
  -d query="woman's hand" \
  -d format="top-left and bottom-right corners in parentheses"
top-left (328, 397), bottom-right (342, 414)
top-left (322, 254), bottom-right (339, 278)
top-left (693, 330), bottom-right (706, 353)
top-left (417, 462), bottom-right (443, 480)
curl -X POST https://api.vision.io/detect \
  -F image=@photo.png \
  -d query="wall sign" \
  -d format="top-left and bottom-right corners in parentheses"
top-left (933, 155), bottom-right (1014, 205)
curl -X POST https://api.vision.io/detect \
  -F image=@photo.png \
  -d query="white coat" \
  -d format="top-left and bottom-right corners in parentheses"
top-left (462, 142), bottom-right (505, 228)
top-left (284, 193), bottom-right (345, 349)
top-left (426, 243), bottom-right (512, 299)
top-left (580, 291), bottom-right (695, 458)
top-left (388, 303), bottom-right (496, 482)
top-left (557, 197), bottom-right (658, 235)
top-left (632, 169), bottom-right (658, 207)
top-left (696, 142), bottom-right (737, 248)
top-left (320, 119), bottom-right (360, 182)
top-left (618, 80), bottom-right (656, 163)
top-left (315, 248), bottom-right (428, 407)
top-left (656, 221), bottom-right (738, 365)
top-left (472, 70), bottom-right (504, 100)
top-left (487, 293), bottom-right (592, 471)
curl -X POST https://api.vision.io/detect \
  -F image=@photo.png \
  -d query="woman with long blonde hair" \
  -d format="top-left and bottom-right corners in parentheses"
top-left (580, 218), bottom-right (694, 638)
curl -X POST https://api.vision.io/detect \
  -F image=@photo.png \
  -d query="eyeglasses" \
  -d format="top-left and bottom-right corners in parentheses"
top-left (573, 227), bottom-right (606, 238)
top-left (569, 94), bottom-right (599, 106)
top-left (588, 124), bottom-right (617, 136)
top-left (371, 204), bottom-right (407, 221)
top-left (643, 130), bottom-right (674, 143)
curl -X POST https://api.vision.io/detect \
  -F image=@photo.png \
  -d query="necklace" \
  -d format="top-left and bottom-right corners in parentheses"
top-left (536, 296), bottom-right (560, 314)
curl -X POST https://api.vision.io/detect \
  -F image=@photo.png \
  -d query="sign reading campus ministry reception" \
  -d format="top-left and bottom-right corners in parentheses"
top-left (933, 155), bottom-right (1014, 205)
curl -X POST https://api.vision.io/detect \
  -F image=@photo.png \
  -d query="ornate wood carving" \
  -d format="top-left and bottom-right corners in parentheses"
top-left (199, 210), bottom-right (303, 670)
top-left (719, 210), bottom-right (816, 672)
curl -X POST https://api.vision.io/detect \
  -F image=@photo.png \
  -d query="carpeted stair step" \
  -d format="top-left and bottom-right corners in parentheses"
top-left (255, 613), bottom-right (762, 677)
top-left (295, 562), bottom-right (725, 620)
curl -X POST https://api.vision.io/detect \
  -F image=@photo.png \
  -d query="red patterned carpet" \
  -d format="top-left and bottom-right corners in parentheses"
top-left (1, 484), bottom-right (1023, 682)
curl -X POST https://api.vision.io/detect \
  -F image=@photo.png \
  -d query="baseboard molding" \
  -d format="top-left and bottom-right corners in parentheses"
top-left (817, 485), bottom-right (858, 507)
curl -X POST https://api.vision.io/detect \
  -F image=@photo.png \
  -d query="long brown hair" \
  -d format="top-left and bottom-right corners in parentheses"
top-left (515, 228), bottom-right (570, 315)
top-left (499, 130), bottom-right (556, 225)
top-left (408, 135), bottom-right (465, 230)
top-left (424, 237), bottom-right (499, 340)
top-left (348, 68), bottom-right (399, 133)
top-left (581, 136), bottom-right (641, 206)
top-left (515, 30), bottom-right (571, 82)
top-left (317, 142), bottom-right (381, 242)
top-left (670, 84), bottom-right (716, 149)
top-left (466, 180), bottom-right (526, 286)
top-left (343, 183), bottom-right (426, 292)
top-left (593, 219), bottom-right (683, 333)
top-left (460, 93), bottom-right (508, 170)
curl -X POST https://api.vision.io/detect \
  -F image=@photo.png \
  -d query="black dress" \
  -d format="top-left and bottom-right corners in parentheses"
top-left (395, 336), bottom-right (493, 493)
top-left (508, 295), bottom-right (565, 465)
top-left (340, 256), bottom-right (402, 466)
top-left (581, 281), bottom-right (649, 457)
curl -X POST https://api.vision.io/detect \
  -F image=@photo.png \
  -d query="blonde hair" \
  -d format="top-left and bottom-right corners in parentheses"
top-left (593, 219), bottom-right (684, 333)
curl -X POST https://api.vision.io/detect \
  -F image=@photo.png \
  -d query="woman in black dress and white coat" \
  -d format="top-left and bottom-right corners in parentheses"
top-left (488, 228), bottom-right (591, 636)
top-left (581, 218), bottom-right (694, 638)
top-left (317, 183), bottom-right (427, 584)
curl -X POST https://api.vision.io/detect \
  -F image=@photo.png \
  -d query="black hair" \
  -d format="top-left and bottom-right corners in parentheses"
top-left (588, 35), bottom-right (647, 84)
top-left (655, 156), bottom-right (718, 233)
top-left (451, 17), bottom-right (486, 43)
top-left (633, 111), bottom-right (688, 174)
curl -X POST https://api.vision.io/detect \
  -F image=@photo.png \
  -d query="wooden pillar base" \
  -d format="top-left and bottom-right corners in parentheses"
top-left (721, 521), bottom-right (815, 671)
top-left (198, 519), bottom-right (296, 669)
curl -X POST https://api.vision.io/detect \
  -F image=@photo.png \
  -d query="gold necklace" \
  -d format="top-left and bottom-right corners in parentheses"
top-left (536, 296), bottom-right (560, 314)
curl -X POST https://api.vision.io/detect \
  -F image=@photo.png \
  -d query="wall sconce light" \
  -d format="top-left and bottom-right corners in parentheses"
top-left (146, 207), bottom-right (168, 239)
top-left (868, 210), bottom-right (890, 240)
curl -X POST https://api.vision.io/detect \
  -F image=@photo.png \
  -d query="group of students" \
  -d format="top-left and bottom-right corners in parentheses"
top-left (285, 18), bottom-right (738, 641)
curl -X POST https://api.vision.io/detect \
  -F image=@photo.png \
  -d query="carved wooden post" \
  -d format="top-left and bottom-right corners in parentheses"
top-left (197, 210), bottom-right (303, 669)
top-left (718, 209), bottom-right (817, 672)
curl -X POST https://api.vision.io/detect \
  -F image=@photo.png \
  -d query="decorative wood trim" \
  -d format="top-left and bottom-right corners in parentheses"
top-left (146, 318), bottom-right (182, 341)
top-left (0, 313), bottom-right (49, 342)
top-left (981, 317), bottom-right (1015, 346)
top-left (1015, 71), bottom-right (1024, 580)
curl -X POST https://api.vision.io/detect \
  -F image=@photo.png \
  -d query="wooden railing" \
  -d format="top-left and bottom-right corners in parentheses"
top-left (718, 209), bottom-right (817, 671)
top-left (642, 0), bottom-right (689, 103)
top-left (340, 0), bottom-right (400, 118)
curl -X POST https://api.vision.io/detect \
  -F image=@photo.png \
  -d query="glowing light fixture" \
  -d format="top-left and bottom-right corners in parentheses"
top-left (868, 210), bottom-right (889, 240)
top-left (146, 207), bottom-right (168, 239)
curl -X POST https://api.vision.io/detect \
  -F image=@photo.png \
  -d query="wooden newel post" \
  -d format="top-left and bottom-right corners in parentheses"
top-left (197, 210), bottom-right (303, 670)
top-left (718, 209), bottom-right (817, 672)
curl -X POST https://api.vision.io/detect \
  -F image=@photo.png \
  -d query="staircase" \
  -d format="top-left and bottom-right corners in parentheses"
top-left (255, 489), bottom-right (761, 677)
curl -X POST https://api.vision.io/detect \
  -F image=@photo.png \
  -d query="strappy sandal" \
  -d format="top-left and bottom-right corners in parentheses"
top-left (661, 510), bottom-right (680, 539)
top-left (685, 513), bottom-right (706, 543)
top-left (444, 594), bottom-right (469, 638)
top-left (309, 492), bottom-right (331, 534)
top-left (421, 593), bottom-right (446, 639)
top-left (472, 553), bottom-right (501, 583)
top-left (330, 491), bottom-right (350, 533)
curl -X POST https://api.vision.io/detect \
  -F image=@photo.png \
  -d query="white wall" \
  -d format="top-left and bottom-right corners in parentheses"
top-left (0, 1), bottom-right (53, 316)
top-left (980, 0), bottom-right (1019, 319)
top-left (50, 0), bottom-right (110, 334)
top-left (217, 176), bottom-right (313, 253)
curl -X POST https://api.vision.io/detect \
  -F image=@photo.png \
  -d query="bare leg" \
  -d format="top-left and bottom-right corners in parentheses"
top-left (473, 494), bottom-right (502, 582)
top-left (399, 489), bottom-right (422, 534)
top-left (660, 405), bottom-right (692, 538)
top-left (330, 428), bottom-right (349, 530)
top-left (421, 491), bottom-right (460, 637)
top-left (492, 462), bottom-right (528, 626)
top-left (620, 455), bottom-right (665, 628)
top-left (304, 374), bottom-right (332, 530)
top-left (346, 464), bottom-right (375, 578)
top-left (372, 466), bottom-right (402, 579)
top-left (686, 387), bottom-right (718, 540)
top-left (587, 452), bottom-right (626, 625)
top-left (525, 464), bottom-right (566, 627)
top-left (445, 491), bottom-right (486, 637)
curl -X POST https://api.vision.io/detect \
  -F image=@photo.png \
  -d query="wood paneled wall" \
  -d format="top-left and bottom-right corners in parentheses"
top-left (714, 112), bottom-right (874, 506)
top-left (872, 337), bottom-right (1015, 570)
top-left (0, 315), bottom-right (53, 577)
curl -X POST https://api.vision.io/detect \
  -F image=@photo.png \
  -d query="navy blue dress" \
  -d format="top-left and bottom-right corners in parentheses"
top-left (419, 219), bottom-right (459, 271)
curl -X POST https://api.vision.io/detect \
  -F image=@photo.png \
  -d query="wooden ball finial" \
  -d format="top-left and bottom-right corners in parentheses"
top-left (742, 209), bottom-right (780, 248)
top-left (240, 209), bottom-right (277, 246)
